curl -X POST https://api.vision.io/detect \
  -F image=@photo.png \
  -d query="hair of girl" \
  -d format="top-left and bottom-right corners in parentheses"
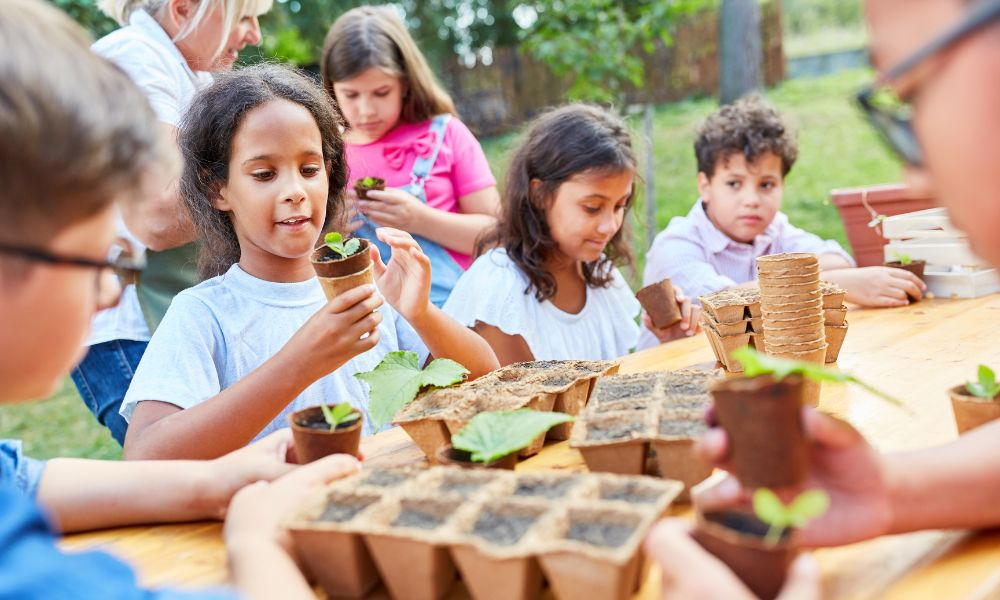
top-left (478, 104), bottom-right (637, 302)
top-left (179, 63), bottom-right (348, 278)
top-left (320, 5), bottom-right (457, 124)
top-left (98, 0), bottom-right (273, 60)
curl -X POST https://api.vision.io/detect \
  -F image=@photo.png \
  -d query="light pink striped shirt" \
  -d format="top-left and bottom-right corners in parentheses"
top-left (637, 199), bottom-right (854, 349)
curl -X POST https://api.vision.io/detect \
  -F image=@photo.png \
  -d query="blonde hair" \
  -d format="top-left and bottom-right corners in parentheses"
top-left (99, 0), bottom-right (272, 62)
top-left (321, 6), bottom-right (457, 124)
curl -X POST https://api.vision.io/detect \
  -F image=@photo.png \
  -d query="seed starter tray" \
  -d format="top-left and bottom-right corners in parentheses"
top-left (286, 466), bottom-right (683, 600)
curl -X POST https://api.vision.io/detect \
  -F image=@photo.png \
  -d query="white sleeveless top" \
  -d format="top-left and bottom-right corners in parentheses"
top-left (443, 249), bottom-right (640, 360)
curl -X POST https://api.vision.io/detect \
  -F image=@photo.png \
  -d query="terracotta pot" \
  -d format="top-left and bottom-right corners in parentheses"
top-left (831, 183), bottom-right (935, 267)
top-left (435, 444), bottom-right (518, 470)
top-left (885, 260), bottom-right (926, 301)
top-left (353, 177), bottom-right (385, 200)
top-left (289, 405), bottom-right (362, 464)
top-left (710, 375), bottom-right (808, 488)
top-left (311, 240), bottom-right (374, 300)
top-left (693, 509), bottom-right (797, 600)
top-left (636, 279), bottom-right (682, 329)
top-left (949, 385), bottom-right (1000, 434)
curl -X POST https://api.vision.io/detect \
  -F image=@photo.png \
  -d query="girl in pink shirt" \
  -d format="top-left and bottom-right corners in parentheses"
top-left (321, 6), bottom-right (500, 306)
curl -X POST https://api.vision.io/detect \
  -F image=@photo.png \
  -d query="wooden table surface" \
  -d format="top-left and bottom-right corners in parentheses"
top-left (61, 296), bottom-right (1000, 599)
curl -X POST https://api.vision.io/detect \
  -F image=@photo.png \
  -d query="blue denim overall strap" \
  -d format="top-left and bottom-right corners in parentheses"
top-left (357, 114), bottom-right (464, 307)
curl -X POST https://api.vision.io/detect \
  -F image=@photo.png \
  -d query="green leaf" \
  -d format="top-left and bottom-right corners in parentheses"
top-left (967, 364), bottom-right (1000, 398)
top-left (320, 404), bottom-right (337, 430)
top-left (320, 403), bottom-right (358, 430)
top-left (324, 231), bottom-right (343, 246)
top-left (343, 238), bottom-right (361, 257)
top-left (451, 409), bottom-right (573, 463)
top-left (361, 177), bottom-right (375, 186)
top-left (752, 488), bottom-right (789, 529)
top-left (787, 489), bottom-right (830, 527)
top-left (354, 351), bottom-right (469, 430)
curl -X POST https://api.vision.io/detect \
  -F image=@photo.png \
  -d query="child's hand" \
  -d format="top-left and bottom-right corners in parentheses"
top-left (359, 188), bottom-right (430, 232)
top-left (824, 266), bottom-right (926, 307)
top-left (280, 284), bottom-right (384, 384)
top-left (643, 288), bottom-right (701, 344)
top-left (201, 429), bottom-right (298, 519)
top-left (371, 227), bottom-right (432, 324)
top-left (223, 454), bottom-right (360, 557)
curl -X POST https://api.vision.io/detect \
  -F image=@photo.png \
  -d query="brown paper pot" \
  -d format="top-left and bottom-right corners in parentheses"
top-left (710, 375), bottom-right (808, 488)
top-left (288, 405), bottom-right (362, 464)
top-left (885, 260), bottom-right (926, 300)
top-left (703, 324), bottom-right (725, 365)
top-left (316, 264), bottom-right (375, 301)
top-left (549, 379), bottom-right (591, 441)
top-left (708, 303), bottom-right (747, 324)
top-left (354, 177), bottom-right (385, 200)
top-left (637, 279), bottom-right (682, 329)
top-left (714, 318), bottom-right (751, 336)
top-left (451, 545), bottom-right (544, 600)
top-left (519, 393), bottom-right (557, 458)
top-left (693, 510), bottom-right (797, 600)
top-left (539, 550), bottom-right (643, 600)
top-left (759, 282), bottom-right (821, 297)
top-left (764, 322), bottom-right (825, 340)
top-left (747, 301), bottom-right (762, 318)
top-left (400, 419), bottom-right (452, 462)
top-left (749, 317), bottom-right (763, 333)
top-left (364, 533), bottom-right (456, 600)
top-left (756, 253), bottom-right (819, 272)
top-left (756, 265), bottom-right (820, 279)
top-left (651, 439), bottom-right (712, 503)
top-left (822, 291), bottom-right (847, 309)
top-left (949, 385), bottom-right (1000, 434)
top-left (291, 528), bottom-right (380, 598)
top-left (312, 239), bottom-right (372, 277)
top-left (578, 440), bottom-right (649, 475)
top-left (824, 306), bottom-right (848, 326)
top-left (435, 445), bottom-right (518, 470)
top-left (824, 323), bottom-right (848, 363)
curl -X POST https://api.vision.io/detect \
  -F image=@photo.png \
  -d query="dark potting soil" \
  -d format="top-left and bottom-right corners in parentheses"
top-left (711, 511), bottom-right (790, 541)
top-left (596, 380), bottom-right (655, 401)
top-left (520, 360), bottom-right (565, 370)
top-left (586, 420), bottom-right (645, 442)
top-left (664, 380), bottom-right (711, 396)
top-left (393, 508), bottom-right (446, 530)
top-left (660, 395), bottom-right (708, 412)
top-left (296, 411), bottom-right (357, 432)
top-left (593, 399), bottom-right (650, 414)
top-left (513, 477), bottom-right (576, 499)
top-left (541, 374), bottom-right (576, 387)
top-left (319, 498), bottom-right (375, 523)
top-left (362, 469), bottom-right (409, 488)
top-left (440, 477), bottom-right (485, 498)
top-left (567, 520), bottom-right (636, 548)
top-left (472, 512), bottom-right (537, 546)
top-left (658, 418), bottom-right (707, 438)
top-left (600, 481), bottom-right (661, 505)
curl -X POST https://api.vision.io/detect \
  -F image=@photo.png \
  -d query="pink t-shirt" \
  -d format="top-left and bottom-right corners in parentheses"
top-left (345, 117), bottom-right (496, 269)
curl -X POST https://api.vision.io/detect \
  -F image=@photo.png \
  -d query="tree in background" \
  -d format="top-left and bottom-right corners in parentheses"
top-left (719, 0), bottom-right (763, 104)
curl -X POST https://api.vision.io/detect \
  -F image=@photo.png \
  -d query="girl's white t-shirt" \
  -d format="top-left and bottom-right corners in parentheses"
top-left (443, 248), bottom-right (641, 360)
top-left (87, 9), bottom-right (213, 345)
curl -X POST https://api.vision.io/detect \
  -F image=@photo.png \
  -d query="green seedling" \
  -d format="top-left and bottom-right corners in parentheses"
top-left (732, 347), bottom-right (905, 409)
top-left (451, 409), bottom-right (573, 463)
top-left (753, 488), bottom-right (830, 546)
top-left (355, 351), bottom-right (469, 430)
top-left (324, 231), bottom-right (361, 259)
top-left (360, 176), bottom-right (378, 187)
top-left (320, 403), bottom-right (360, 431)
top-left (965, 364), bottom-right (1000, 399)
top-left (891, 252), bottom-right (913, 266)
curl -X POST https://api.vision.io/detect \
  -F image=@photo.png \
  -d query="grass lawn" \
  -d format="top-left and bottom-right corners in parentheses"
top-left (0, 68), bottom-right (902, 461)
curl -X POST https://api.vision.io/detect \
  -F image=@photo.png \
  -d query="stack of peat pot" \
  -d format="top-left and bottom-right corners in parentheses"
top-left (699, 289), bottom-right (764, 372)
top-left (756, 253), bottom-right (827, 405)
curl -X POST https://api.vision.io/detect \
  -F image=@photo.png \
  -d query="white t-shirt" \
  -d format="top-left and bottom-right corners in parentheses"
top-left (120, 265), bottom-right (429, 440)
top-left (87, 10), bottom-right (214, 345)
top-left (443, 248), bottom-right (640, 360)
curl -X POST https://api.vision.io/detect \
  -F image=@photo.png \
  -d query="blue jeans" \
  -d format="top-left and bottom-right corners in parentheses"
top-left (70, 340), bottom-right (148, 445)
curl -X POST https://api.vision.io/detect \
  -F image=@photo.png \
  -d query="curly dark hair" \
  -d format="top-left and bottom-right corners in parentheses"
top-left (179, 63), bottom-right (348, 278)
top-left (694, 95), bottom-right (798, 178)
top-left (478, 104), bottom-right (636, 302)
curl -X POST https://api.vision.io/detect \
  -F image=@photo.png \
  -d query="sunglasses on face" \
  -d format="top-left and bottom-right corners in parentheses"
top-left (856, 0), bottom-right (1000, 166)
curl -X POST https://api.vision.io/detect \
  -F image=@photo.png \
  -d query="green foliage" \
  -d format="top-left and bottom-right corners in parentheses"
top-left (324, 232), bottom-right (361, 259)
top-left (355, 351), bottom-right (469, 430)
top-left (452, 409), bottom-right (573, 463)
top-left (781, 0), bottom-right (863, 38)
top-left (753, 488), bottom-right (829, 546)
top-left (320, 403), bottom-right (360, 430)
top-left (732, 347), bottom-right (904, 408)
top-left (520, 0), bottom-right (708, 103)
top-left (361, 177), bottom-right (377, 187)
top-left (965, 365), bottom-right (1000, 400)
top-left (49, 0), bottom-right (118, 39)
top-left (892, 252), bottom-right (913, 266)
top-left (257, 25), bottom-right (313, 67)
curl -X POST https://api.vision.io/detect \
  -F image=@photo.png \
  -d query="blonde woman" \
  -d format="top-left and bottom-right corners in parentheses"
top-left (321, 6), bottom-right (500, 307)
top-left (72, 0), bottom-right (271, 445)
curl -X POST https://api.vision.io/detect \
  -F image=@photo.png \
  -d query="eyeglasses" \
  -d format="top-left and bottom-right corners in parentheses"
top-left (0, 242), bottom-right (146, 309)
top-left (856, 0), bottom-right (1000, 166)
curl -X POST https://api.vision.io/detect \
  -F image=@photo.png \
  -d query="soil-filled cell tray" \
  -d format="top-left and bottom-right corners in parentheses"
top-left (509, 474), bottom-right (581, 500)
top-left (358, 468), bottom-right (416, 489)
top-left (319, 493), bottom-right (381, 523)
top-left (582, 415), bottom-right (650, 444)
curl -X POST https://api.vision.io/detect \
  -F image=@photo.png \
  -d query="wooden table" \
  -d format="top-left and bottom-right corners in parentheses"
top-left (62, 296), bottom-right (1000, 599)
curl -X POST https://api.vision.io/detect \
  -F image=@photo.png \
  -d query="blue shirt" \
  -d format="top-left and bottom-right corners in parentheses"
top-left (0, 440), bottom-right (235, 599)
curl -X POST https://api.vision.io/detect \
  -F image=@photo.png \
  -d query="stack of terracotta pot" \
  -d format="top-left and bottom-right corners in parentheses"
top-left (756, 253), bottom-right (827, 405)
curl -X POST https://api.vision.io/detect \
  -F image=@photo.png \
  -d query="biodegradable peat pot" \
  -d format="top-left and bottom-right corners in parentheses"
top-left (636, 279), bottom-right (682, 329)
top-left (756, 253), bottom-right (819, 273)
top-left (310, 239), bottom-right (374, 300)
top-left (435, 444), bottom-right (518, 470)
top-left (549, 378), bottom-right (592, 441)
top-left (400, 419), bottom-right (453, 462)
top-left (885, 259), bottom-right (927, 300)
top-left (692, 509), bottom-right (797, 600)
top-left (710, 375), bottom-right (807, 489)
top-left (824, 306), bottom-right (848, 326)
top-left (949, 385), bottom-right (1000, 434)
top-left (824, 323), bottom-right (849, 363)
top-left (288, 405), bottom-right (362, 464)
top-left (519, 393), bottom-right (557, 458)
top-left (651, 438), bottom-right (712, 503)
top-left (573, 413), bottom-right (651, 475)
top-left (354, 176), bottom-right (385, 199)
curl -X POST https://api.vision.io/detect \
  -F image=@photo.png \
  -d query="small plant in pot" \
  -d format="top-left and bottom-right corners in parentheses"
top-left (439, 409), bottom-right (574, 470)
top-left (711, 347), bottom-right (903, 489)
top-left (694, 489), bottom-right (829, 600)
top-left (884, 252), bottom-right (926, 300)
top-left (353, 176), bottom-right (385, 200)
top-left (950, 364), bottom-right (1000, 434)
top-left (311, 231), bottom-right (374, 300)
top-left (288, 402), bottom-right (363, 464)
